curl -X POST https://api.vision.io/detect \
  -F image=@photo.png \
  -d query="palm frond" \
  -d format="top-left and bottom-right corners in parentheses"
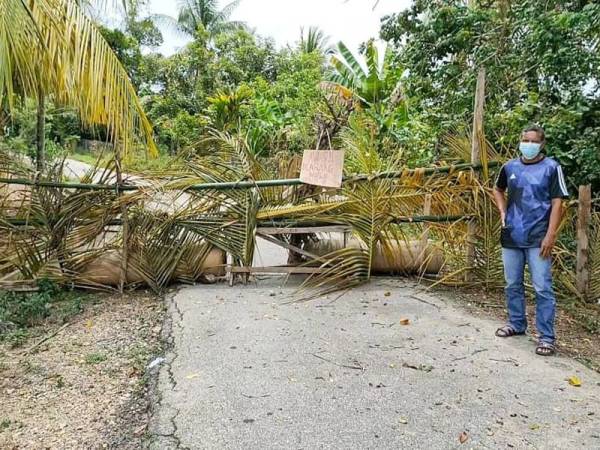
top-left (0, 0), bottom-right (157, 158)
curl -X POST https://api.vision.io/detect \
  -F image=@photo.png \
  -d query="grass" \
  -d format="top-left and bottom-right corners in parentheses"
top-left (68, 151), bottom-right (181, 174)
top-left (0, 419), bottom-right (10, 431)
top-left (0, 279), bottom-right (90, 348)
top-left (68, 152), bottom-right (110, 167)
top-left (84, 352), bottom-right (108, 365)
top-left (561, 300), bottom-right (600, 335)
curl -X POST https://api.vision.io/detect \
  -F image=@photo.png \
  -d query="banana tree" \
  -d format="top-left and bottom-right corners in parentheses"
top-left (328, 40), bottom-right (395, 107)
top-left (326, 40), bottom-right (409, 155)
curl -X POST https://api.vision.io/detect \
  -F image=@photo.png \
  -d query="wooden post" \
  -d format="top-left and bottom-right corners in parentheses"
top-left (466, 68), bottom-right (486, 282)
top-left (115, 147), bottom-right (128, 294)
top-left (576, 185), bottom-right (592, 300)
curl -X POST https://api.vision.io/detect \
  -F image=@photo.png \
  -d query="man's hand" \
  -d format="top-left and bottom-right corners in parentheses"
top-left (540, 233), bottom-right (556, 259)
top-left (500, 211), bottom-right (506, 227)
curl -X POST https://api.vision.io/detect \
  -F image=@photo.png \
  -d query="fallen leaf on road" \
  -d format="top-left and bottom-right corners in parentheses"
top-left (459, 431), bottom-right (468, 444)
top-left (400, 318), bottom-right (410, 325)
top-left (568, 376), bottom-right (582, 387)
top-left (402, 362), bottom-right (434, 372)
top-left (186, 373), bottom-right (200, 379)
top-left (529, 423), bottom-right (540, 430)
top-left (399, 417), bottom-right (408, 424)
top-left (384, 292), bottom-right (391, 297)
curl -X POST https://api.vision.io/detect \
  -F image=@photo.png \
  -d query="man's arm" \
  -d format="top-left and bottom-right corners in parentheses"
top-left (541, 164), bottom-right (569, 258)
top-left (540, 198), bottom-right (562, 259)
top-left (493, 187), bottom-right (507, 227)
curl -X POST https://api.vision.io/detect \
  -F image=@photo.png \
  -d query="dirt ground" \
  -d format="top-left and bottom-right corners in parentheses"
top-left (0, 292), bottom-right (165, 449)
top-left (437, 286), bottom-right (600, 373)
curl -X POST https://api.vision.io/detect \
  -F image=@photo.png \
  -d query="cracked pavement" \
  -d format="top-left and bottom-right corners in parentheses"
top-left (147, 279), bottom-right (600, 449)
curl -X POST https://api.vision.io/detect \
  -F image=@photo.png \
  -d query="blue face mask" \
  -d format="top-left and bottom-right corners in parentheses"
top-left (519, 142), bottom-right (542, 160)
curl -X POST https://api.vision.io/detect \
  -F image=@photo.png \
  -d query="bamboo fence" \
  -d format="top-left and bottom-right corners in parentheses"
top-left (0, 149), bottom-right (597, 303)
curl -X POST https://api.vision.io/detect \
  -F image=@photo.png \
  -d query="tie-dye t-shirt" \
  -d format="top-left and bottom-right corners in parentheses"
top-left (495, 156), bottom-right (569, 248)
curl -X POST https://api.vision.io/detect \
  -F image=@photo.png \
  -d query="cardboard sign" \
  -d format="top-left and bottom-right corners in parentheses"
top-left (299, 150), bottom-right (345, 188)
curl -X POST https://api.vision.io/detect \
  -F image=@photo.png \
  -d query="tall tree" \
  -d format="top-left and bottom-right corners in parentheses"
top-left (159, 0), bottom-right (245, 39)
top-left (299, 26), bottom-right (332, 55)
top-left (380, 0), bottom-right (600, 188)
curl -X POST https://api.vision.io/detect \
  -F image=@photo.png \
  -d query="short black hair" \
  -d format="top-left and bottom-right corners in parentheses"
top-left (522, 125), bottom-right (546, 142)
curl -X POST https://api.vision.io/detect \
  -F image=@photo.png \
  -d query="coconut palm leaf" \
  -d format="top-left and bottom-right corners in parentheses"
top-left (589, 212), bottom-right (600, 301)
top-left (0, 0), bottom-right (157, 158)
top-left (299, 26), bottom-right (332, 55)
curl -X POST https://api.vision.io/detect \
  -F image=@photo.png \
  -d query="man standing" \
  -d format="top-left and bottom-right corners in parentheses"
top-left (493, 125), bottom-right (569, 356)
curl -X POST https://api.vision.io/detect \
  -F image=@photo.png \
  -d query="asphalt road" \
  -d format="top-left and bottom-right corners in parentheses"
top-left (148, 279), bottom-right (600, 450)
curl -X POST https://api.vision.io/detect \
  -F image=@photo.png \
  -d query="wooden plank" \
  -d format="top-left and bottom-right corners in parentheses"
top-left (471, 69), bottom-right (486, 165)
top-left (576, 185), bottom-right (592, 300)
top-left (466, 68), bottom-right (486, 282)
top-left (228, 266), bottom-right (327, 274)
top-left (257, 226), bottom-right (351, 235)
top-left (257, 233), bottom-right (326, 263)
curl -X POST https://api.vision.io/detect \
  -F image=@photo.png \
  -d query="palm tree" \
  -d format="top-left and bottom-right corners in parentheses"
top-left (0, 0), bottom-right (157, 162)
top-left (160, 0), bottom-right (245, 38)
top-left (299, 26), bottom-right (332, 55)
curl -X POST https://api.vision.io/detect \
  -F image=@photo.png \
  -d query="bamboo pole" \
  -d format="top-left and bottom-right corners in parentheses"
top-left (0, 162), bottom-right (499, 192)
top-left (4, 214), bottom-right (473, 228)
top-left (466, 68), bottom-right (486, 282)
top-left (576, 185), bottom-right (592, 300)
top-left (421, 194), bottom-right (432, 257)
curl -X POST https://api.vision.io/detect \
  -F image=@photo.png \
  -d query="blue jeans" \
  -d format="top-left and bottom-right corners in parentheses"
top-left (502, 247), bottom-right (556, 344)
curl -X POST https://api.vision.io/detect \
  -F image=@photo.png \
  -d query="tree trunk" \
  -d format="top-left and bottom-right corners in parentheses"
top-left (36, 86), bottom-right (45, 173)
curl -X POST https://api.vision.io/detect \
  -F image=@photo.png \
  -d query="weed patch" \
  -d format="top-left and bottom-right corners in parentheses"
top-left (0, 279), bottom-right (90, 347)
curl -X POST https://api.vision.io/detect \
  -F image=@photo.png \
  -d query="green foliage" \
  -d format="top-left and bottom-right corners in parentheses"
top-left (0, 419), bottom-right (11, 431)
top-left (1, 98), bottom-right (80, 162)
top-left (128, 18), bottom-right (164, 48)
top-left (162, 0), bottom-right (245, 38)
top-left (208, 85), bottom-right (253, 131)
top-left (299, 27), bottom-right (332, 55)
top-left (99, 26), bottom-right (145, 89)
top-left (0, 280), bottom-right (85, 347)
top-left (211, 30), bottom-right (277, 86)
top-left (0, 279), bottom-right (59, 328)
top-left (381, 0), bottom-right (600, 189)
top-left (84, 352), bottom-right (108, 365)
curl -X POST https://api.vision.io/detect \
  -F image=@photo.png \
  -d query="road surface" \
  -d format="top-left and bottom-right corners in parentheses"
top-left (148, 279), bottom-right (600, 449)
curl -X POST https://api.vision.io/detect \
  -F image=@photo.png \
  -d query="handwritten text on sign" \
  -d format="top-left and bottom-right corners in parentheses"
top-left (299, 150), bottom-right (345, 188)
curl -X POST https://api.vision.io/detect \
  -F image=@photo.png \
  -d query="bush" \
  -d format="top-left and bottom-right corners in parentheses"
top-left (0, 279), bottom-right (81, 342)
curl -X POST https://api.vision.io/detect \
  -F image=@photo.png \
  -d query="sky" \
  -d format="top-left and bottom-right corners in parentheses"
top-left (148, 0), bottom-right (411, 55)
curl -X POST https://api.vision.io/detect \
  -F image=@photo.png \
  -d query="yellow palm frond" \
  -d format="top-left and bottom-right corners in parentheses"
top-left (0, 0), bottom-right (157, 158)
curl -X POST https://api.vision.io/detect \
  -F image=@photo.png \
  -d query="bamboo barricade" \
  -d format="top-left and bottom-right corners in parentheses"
top-left (0, 162), bottom-right (499, 193)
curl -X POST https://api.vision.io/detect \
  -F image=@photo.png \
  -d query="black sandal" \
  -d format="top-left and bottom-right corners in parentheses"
top-left (495, 325), bottom-right (525, 338)
top-left (535, 341), bottom-right (555, 357)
